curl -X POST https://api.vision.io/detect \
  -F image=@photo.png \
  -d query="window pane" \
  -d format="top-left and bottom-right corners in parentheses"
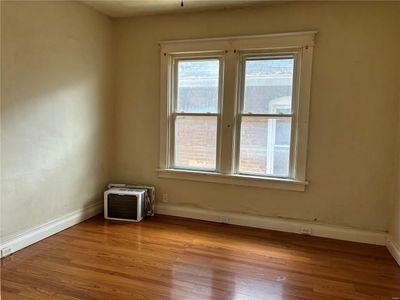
top-left (243, 58), bottom-right (294, 114)
top-left (239, 117), bottom-right (291, 177)
top-left (177, 60), bottom-right (219, 113)
top-left (174, 116), bottom-right (217, 170)
top-left (275, 119), bottom-right (291, 145)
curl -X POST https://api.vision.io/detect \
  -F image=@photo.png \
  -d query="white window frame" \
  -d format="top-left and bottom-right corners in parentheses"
top-left (158, 31), bottom-right (316, 191)
top-left (169, 54), bottom-right (224, 172)
top-left (235, 52), bottom-right (298, 179)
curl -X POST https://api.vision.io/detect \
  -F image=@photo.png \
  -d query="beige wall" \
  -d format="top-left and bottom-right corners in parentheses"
top-left (391, 152), bottom-right (400, 247)
top-left (1, 1), bottom-right (113, 239)
top-left (113, 2), bottom-right (400, 231)
top-left (390, 84), bottom-right (400, 246)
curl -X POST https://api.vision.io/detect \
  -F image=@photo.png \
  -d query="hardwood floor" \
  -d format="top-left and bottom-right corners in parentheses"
top-left (1, 215), bottom-right (399, 300)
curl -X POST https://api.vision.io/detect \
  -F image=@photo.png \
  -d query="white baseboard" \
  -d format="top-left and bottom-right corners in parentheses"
top-left (386, 237), bottom-right (400, 266)
top-left (155, 204), bottom-right (387, 246)
top-left (0, 201), bottom-right (393, 262)
top-left (0, 202), bottom-right (103, 258)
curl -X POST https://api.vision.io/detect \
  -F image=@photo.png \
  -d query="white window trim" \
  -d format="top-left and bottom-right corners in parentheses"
top-left (158, 31), bottom-right (316, 191)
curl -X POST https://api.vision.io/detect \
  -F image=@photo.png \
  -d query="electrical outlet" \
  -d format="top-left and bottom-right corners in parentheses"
top-left (162, 193), bottom-right (168, 203)
top-left (219, 216), bottom-right (230, 223)
top-left (300, 226), bottom-right (312, 235)
top-left (1, 247), bottom-right (12, 257)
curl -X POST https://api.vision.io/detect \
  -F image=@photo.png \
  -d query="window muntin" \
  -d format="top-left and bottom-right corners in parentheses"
top-left (237, 56), bottom-right (295, 178)
top-left (171, 57), bottom-right (222, 171)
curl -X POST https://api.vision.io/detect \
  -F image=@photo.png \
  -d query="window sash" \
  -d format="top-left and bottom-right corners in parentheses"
top-left (170, 114), bottom-right (220, 172)
top-left (236, 115), bottom-right (293, 178)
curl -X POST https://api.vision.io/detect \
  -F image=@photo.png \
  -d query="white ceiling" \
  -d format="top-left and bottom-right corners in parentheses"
top-left (82, 0), bottom-right (284, 18)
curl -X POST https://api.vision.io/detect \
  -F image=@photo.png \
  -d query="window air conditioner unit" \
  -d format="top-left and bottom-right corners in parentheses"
top-left (104, 187), bottom-right (146, 222)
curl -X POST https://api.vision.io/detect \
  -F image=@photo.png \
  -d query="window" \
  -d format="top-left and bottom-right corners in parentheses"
top-left (173, 58), bottom-right (222, 171)
top-left (159, 32), bottom-right (316, 191)
top-left (238, 57), bottom-right (294, 177)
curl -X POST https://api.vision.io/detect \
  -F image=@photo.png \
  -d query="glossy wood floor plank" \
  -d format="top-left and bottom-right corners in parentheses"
top-left (1, 214), bottom-right (399, 300)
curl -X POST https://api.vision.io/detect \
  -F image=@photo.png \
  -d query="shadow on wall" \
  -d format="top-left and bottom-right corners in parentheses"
top-left (0, 0), bottom-right (112, 240)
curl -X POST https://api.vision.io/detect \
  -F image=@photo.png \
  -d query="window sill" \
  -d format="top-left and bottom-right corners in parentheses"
top-left (156, 169), bottom-right (307, 191)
